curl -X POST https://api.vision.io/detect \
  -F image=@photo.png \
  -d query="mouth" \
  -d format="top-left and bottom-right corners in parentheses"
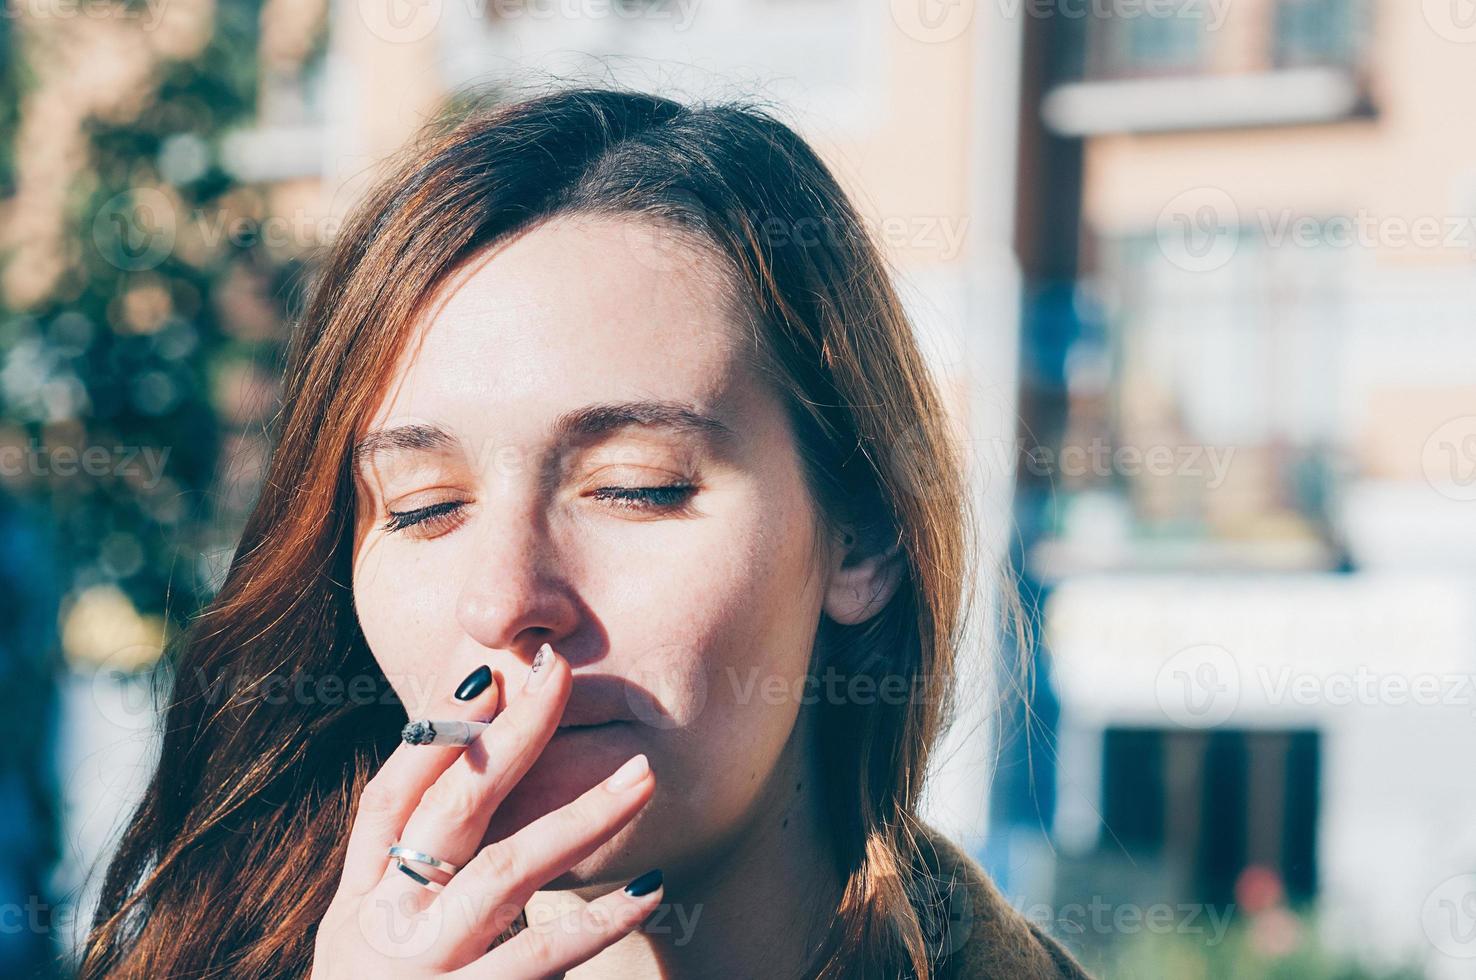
top-left (555, 720), bottom-right (628, 733)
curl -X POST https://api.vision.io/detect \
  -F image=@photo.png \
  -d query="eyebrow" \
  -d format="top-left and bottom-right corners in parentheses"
top-left (352, 399), bottom-right (737, 474)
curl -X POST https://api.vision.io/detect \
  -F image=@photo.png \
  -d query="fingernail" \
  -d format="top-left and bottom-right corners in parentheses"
top-left (624, 869), bottom-right (663, 897)
top-left (523, 642), bottom-right (553, 692)
top-left (604, 753), bottom-right (650, 792)
top-left (454, 665), bottom-right (492, 702)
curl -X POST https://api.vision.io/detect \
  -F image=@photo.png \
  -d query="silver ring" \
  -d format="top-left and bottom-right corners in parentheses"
top-left (388, 844), bottom-right (461, 876)
top-left (393, 857), bottom-right (446, 893)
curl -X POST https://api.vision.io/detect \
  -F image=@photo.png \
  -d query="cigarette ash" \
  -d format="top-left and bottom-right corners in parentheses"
top-left (401, 720), bottom-right (436, 745)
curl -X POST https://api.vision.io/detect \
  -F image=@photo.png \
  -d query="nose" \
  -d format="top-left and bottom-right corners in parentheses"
top-left (454, 505), bottom-right (580, 663)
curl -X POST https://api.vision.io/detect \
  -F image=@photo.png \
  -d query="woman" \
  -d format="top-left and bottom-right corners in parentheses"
top-left (79, 88), bottom-right (1090, 979)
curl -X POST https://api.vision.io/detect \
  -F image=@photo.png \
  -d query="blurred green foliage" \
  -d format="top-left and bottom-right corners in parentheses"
top-left (0, 16), bottom-right (21, 197)
top-left (1, 0), bottom-right (306, 637)
top-left (1095, 910), bottom-right (1428, 980)
top-left (0, 6), bottom-right (321, 970)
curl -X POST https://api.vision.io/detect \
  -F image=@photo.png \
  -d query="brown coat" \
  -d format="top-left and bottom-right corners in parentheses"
top-left (912, 823), bottom-right (1094, 979)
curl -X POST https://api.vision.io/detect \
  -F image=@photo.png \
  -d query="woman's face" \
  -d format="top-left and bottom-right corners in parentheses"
top-left (351, 215), bottom-right (839, 883)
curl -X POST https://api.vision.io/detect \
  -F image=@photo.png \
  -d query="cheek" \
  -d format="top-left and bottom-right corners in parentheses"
top-left (352, 540), bottom-right (461, 712)
top-left (620, 508), bottom-right (822, 824)
top-left (590, 483), bottom-right (823, 744)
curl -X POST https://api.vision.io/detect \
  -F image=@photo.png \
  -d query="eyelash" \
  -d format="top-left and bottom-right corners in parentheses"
top-left (588, 483), bottom-right (697, 510)
top-left (382, 499), bottom-right (465, 535)
top-left (381, 483), bottom-right (699, 536)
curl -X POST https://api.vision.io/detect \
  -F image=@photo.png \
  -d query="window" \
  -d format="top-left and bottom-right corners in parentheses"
top-left (1100, 727), bottom-right (1320, 907)
top-left (1057, 0), bottom-right (1372, 82)
top-left (1071, 229), bottom-right (1348, 557)
top-left (1274, 0), bottom-right (1371, 70)
top-left (1074, 6), bottom-right (1207, 80)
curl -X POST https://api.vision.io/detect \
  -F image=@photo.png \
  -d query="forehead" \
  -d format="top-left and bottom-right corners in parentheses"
top-left (366, 215), bottom-right (750, 434)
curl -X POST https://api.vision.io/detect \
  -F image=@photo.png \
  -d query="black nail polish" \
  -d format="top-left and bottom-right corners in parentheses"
top-left (454, 665), bottom-right (492, 701)
top-left (624, 869), bottom-right (663, 897)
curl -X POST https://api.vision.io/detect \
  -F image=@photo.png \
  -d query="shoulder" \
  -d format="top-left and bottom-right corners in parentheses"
top-left (907, 822), bottom-right (1094, 980)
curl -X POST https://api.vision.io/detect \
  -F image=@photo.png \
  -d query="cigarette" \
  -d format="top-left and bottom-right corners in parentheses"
top-left (401, 719), bottom-right (490, 747)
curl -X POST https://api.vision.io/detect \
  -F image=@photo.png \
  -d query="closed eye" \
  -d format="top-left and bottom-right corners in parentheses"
top-left (382, 499), bottom-right (465, 535)
top-left (588, 483), bottom-right (698, 513)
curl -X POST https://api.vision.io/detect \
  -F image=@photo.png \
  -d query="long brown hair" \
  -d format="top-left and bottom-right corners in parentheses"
top-left (79, 86), bottom-right (977, 979)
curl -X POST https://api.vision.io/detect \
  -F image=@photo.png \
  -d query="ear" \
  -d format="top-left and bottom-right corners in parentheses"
top-left (822, 525), bottom-right (905, 626)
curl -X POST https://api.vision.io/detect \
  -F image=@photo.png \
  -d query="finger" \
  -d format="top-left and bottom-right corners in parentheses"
top-left (450, 873), bottom-right (665, 980)
top-left (383, 644), bottom-right (571, 902)
top-left (338, 667), bottom-right (504, 897)
top-left (428, 752), bottom-right (655, 959)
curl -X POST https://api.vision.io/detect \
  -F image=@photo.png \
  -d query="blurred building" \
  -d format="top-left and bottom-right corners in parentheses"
top-left (18, 1), bottom-right (1474, 976)
top-left (1003, 0), bottom-right (1476, 974)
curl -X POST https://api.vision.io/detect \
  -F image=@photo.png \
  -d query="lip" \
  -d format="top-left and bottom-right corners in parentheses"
top-left (554, 720), bottom-right (628, 734)
top-left (556, 675), bottom-right (639, 728)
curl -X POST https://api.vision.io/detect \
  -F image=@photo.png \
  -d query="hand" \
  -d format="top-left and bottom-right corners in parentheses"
top-left (310, 645), bottom-right (661, 978)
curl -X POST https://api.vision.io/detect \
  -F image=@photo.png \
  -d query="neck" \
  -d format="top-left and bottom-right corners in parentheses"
top-left (527, 710), bottom-right (846, 979)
